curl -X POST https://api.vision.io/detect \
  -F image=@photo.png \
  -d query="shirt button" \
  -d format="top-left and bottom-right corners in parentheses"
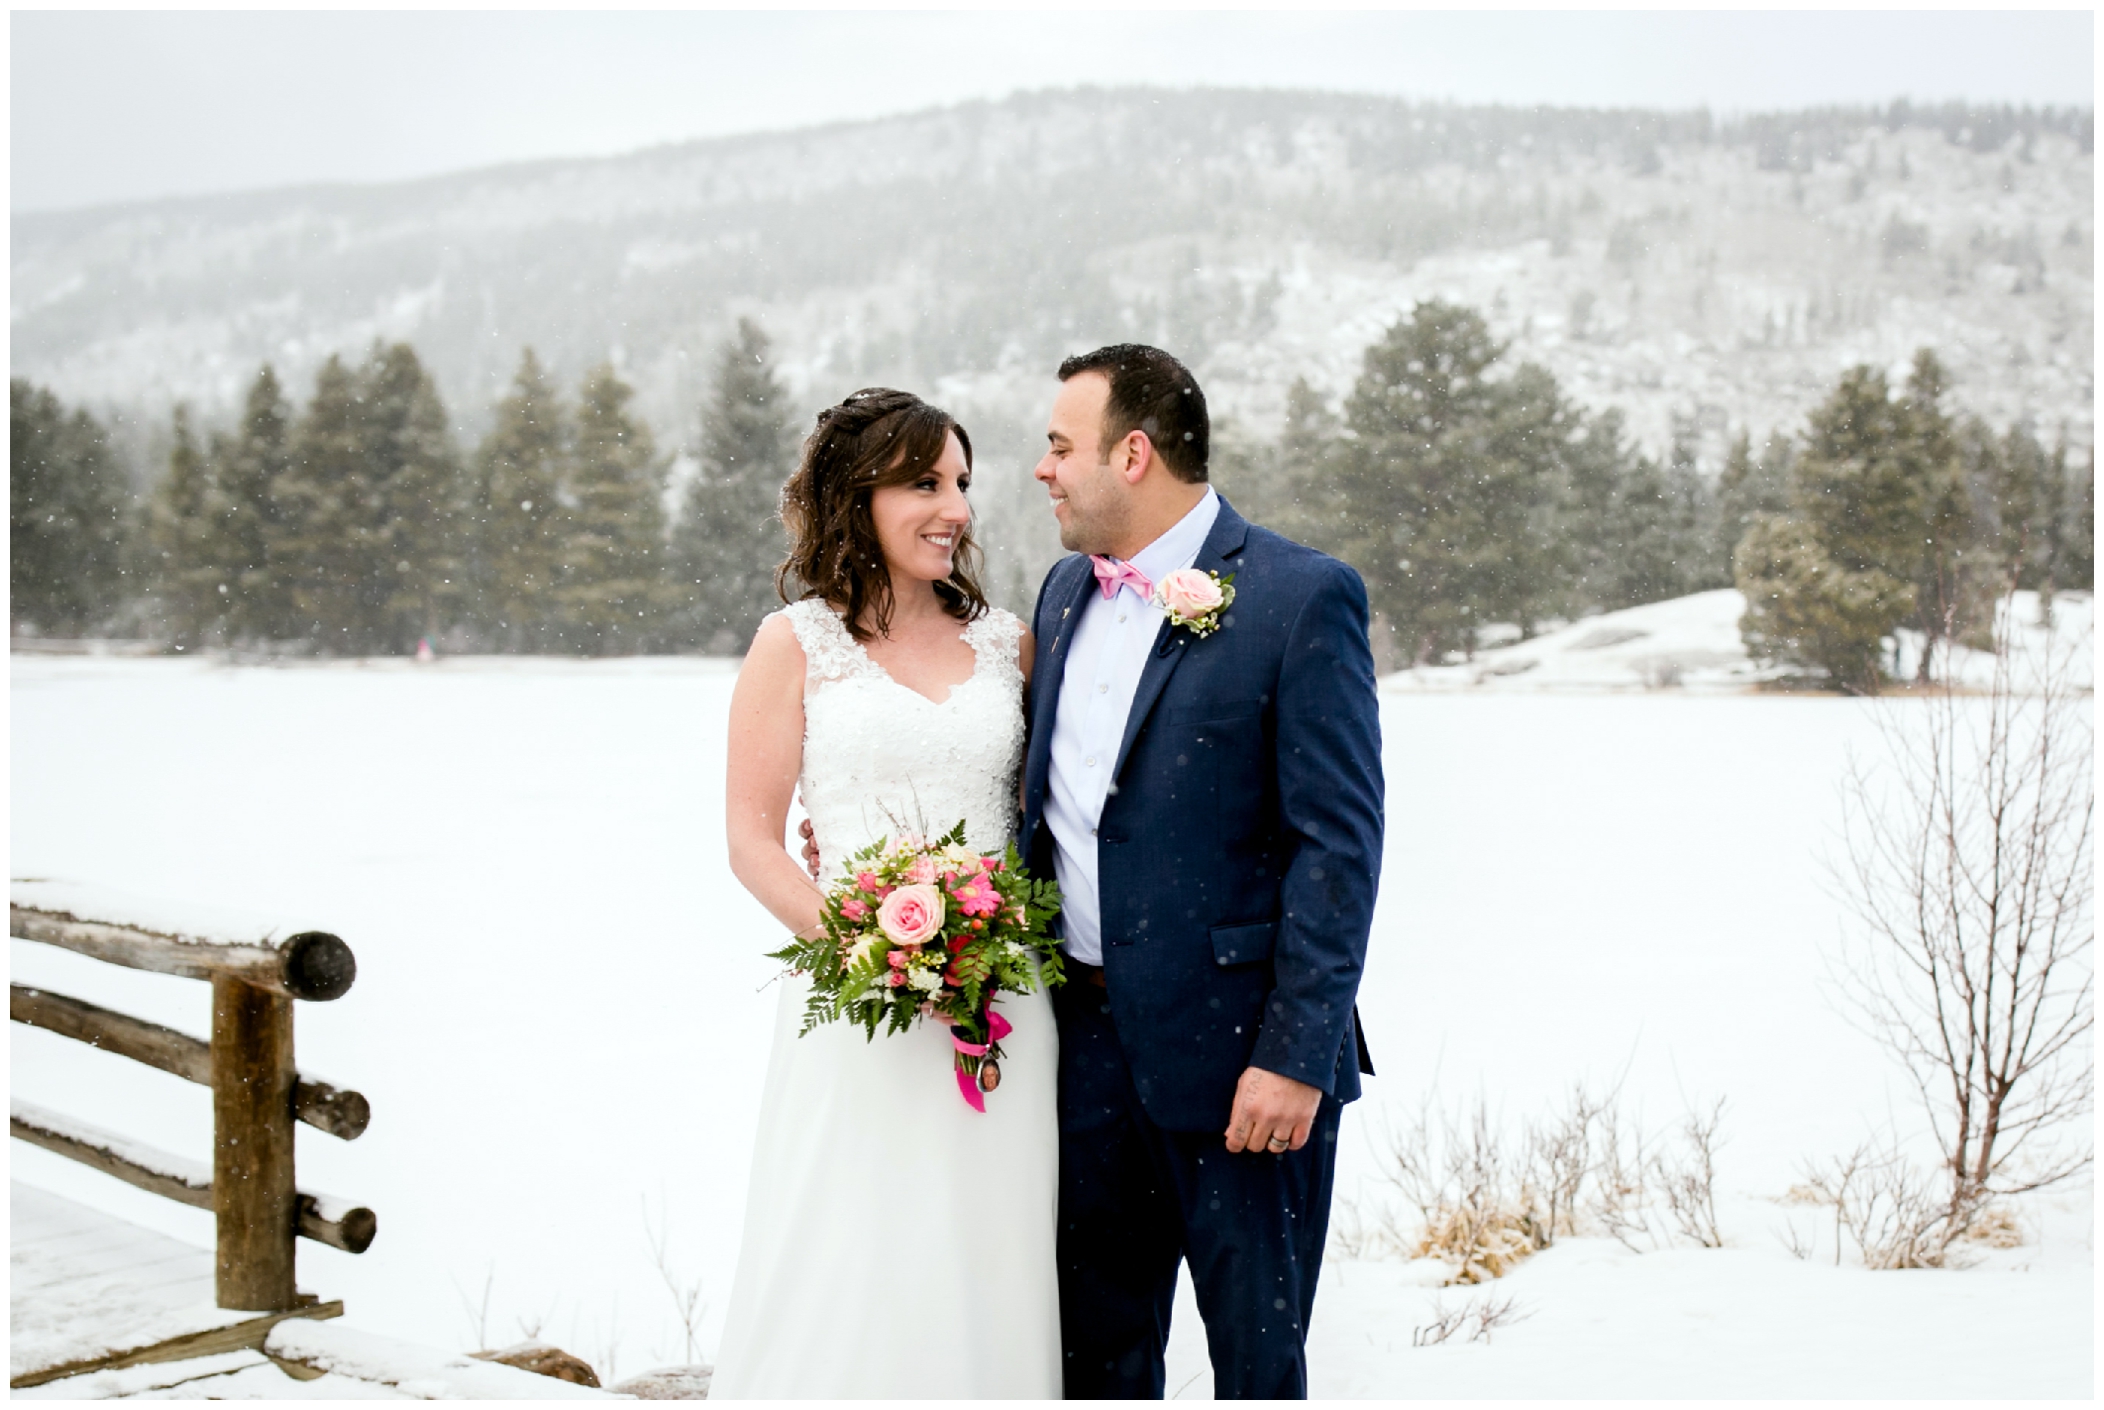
top-left (1085, 756), bottom-right (1096, 767)
top-left (1117, 614), bottom-right (1127, 623)
top-left (1090, 827), bottom-right (1098, 836)
top-left (1097, 683), bottom-right (1108, 693)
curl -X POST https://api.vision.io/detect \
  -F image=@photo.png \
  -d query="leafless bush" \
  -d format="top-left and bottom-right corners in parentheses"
top-left (643, 1198), bottom-right (709, 1366)
top-left (1385, 1096), bottom-right (1543, 1283)
top-left (1831, 608), bottom-right (2094, 1260)
top-left (1655, 1101), bottom-right (1727, 1248)
top-left (1413, 1292), bottom-right (1532, 1347)
top-left (1522, 1082), bottom-right (1605, 1242)
top-left (1411, 1299), bottom-right (1470, 1347)
top-left (453, 1264), bottom-right (495, 1349)
top-left (1365, 1084), bottom-right (1728, 1281)
top-left (1797, 1139), bottom-right (1959, 1269)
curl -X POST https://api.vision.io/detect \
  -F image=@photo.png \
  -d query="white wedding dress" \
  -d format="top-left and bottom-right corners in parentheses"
top-left (711, 599), bottom-right (1062, 1400)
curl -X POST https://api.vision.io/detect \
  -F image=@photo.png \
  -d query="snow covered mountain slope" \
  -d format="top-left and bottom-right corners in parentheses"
top-left (12, 90), bottom-right (2092, 476)
top-left (1386, 588), bottom-right (2093, 693)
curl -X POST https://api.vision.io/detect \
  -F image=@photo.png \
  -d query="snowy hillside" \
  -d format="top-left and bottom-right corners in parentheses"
top-left (1387, 588), bottom-right (2095, 693)
top-left (12, 90), bottom-right (2092, 479)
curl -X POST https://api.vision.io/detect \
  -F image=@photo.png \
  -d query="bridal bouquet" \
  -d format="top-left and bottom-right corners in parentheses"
top-left (769, 822), bottom-right (1064, 1111)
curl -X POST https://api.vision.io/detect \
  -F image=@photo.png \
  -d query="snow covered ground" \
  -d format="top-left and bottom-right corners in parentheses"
top-left (10, 648), bottom-right (2092, 1397)
top-left (1389, 588), bottom-right (2092, 694)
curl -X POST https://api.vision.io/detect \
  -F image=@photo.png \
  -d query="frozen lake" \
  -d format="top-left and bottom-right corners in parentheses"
top-left (10, 654), bottom-right (2091, 1396)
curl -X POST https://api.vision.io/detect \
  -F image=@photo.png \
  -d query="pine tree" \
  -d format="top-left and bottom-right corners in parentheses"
top-left (672, 320), bottom-right (796, 653)
top-left (217, 366), bottom-right (295, 642)
top-left (474, 349), bottom-right (569, 651)
top-left (147, 406), bottom-right (227, 647)
top-left (1297, 301), bottom-right (1574, 661)
top-left (1607, 420), bottom-right (1724, 606)
top-left (1737, 349), bottom-right (1982, 686)
top-left (1715, 429), bottom-right (1790, 569)
top-left (1735, 513), bottom-right (1913, 692)
top-left (1558, 407), bottom-right (1637, 613)
top-left (10, 379), bottom-right (131, 635)
top-left (274, 354), bottom-right (382, 651)
top-left (2060, 445), bottom-right (2094, 592)
top-left (552, 362), bottom-right (669, 654)
top-left (364, 343), bottom-right (469, 651)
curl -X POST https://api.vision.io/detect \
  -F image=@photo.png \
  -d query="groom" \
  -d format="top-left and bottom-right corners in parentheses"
top-left (1022, 345), bottom-right (1383, 1399)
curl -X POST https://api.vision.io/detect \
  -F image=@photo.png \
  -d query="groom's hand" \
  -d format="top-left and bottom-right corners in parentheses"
top-left (798, 819), bottom-right (820, 880)
top-left (1224, 1066), bottom-right (1322, 1155)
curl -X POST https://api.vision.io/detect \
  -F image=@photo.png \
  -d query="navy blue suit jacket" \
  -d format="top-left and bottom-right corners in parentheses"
top-left (1022, 498), bottom-right (1384, 1131)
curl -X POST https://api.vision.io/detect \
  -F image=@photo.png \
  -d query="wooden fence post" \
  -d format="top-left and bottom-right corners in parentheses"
top-left (211, 975), bottom-right (298, 1311)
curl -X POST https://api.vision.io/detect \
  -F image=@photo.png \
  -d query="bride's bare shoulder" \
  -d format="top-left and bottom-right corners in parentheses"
top-left (737, 613), bottom-right (806, 696)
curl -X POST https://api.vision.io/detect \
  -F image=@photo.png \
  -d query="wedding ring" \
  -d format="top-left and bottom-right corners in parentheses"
top-left (1267, 1134), bottom-right (1289, 1150)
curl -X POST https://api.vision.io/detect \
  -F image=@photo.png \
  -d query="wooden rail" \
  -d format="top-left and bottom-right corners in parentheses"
top-left (7, 1103), bottom-right (377, 1253)
top-left (11, 986), bottom-right (370, 1140)
top-left (9, 881), bottom-right (375, 1313)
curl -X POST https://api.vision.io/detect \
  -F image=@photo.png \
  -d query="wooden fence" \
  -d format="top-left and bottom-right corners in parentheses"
top-left (10, 880), bottom-right (376, 1313)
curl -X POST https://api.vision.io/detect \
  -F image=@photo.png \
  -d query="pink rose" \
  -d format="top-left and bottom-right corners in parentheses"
top-left (886, 949), bottom-right (910, 969)
top-left (905, 855), bottom-right (939, 886)
top-left (887, 971), bottom-right (907, 987)
top-left (876, 883), bottom-right (945, 947)
top-left (855, 871), bottom-right (881, 893)
top-left (840, 897), bottom-right (869, 921)
top-left (1157, 568), bottom-right (1224, 619)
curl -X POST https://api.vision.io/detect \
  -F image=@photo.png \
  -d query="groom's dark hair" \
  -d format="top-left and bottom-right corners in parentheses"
top-left (1056, 344), bottom-right (1209, 484)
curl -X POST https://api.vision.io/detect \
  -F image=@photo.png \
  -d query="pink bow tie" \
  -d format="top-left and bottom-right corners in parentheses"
top-left (1089, 556), bottom-right (1153, 602)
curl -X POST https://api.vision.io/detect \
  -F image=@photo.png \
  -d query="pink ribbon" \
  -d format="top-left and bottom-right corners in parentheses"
top-left (952, 1008), bottom-right (1015, 1113)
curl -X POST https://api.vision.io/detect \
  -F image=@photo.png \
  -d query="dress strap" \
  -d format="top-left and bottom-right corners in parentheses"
top-left (778, 599), bottom-right (881, 694)
top-left (963, 608), bottom-right (1025, 687)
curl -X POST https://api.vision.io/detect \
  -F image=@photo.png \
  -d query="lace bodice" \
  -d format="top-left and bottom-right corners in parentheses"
top-left (776, 598), bottom-right (1026, 879)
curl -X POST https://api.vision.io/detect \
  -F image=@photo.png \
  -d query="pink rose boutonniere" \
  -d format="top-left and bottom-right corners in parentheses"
top-left (1154, 567), bottom-right (1236, 639)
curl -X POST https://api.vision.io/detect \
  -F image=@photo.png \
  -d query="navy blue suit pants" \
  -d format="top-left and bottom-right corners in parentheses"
top-left (1055, 981), bottom-right (1340, 1400)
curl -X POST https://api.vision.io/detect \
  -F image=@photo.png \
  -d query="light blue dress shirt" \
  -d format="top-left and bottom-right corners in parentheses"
top-left (1045, 487), bottom-right (1221, 965)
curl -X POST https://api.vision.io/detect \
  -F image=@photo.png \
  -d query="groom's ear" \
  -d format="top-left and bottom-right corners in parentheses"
top-left (1117, 429), bottom-right (1156, 485)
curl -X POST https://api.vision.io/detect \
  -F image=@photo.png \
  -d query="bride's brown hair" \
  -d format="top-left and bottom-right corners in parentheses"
top-left (776, 388), bottom-right (988, 642)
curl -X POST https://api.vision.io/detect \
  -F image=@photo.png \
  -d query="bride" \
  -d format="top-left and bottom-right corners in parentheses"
top-left (712, 389), bottom-right (1060, 1398)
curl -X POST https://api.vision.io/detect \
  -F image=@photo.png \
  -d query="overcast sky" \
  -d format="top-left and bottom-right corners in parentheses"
top-left (11, 8), bottom-right (2095, 213)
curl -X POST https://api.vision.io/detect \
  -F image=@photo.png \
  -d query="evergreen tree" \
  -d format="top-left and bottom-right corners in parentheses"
top-left (217, 366), bottom-right (295, 641)
top-left (553, 362), bottom-right (669, 654)
top-left (1737, 349), bottom-right (1982, 686)
top-left (1735, 513), bottom-right (1913, 692)
top-left (473, 349), bottom-right (569, 650)
top-left (1715, 429), bottom-right (1791, 569)
top-left (672, 319), bottom-right (796, 653)
top-left (2061, 446), bottom-right (2095, 591)
top-left (147, 406), bottom-right (227, 647)
top-left (1558, 406), bottom-right (1638, 613)
top-left (274, 354), bottom-right (383, 651)
top-left (1295, 301), bottom-right (1573, 661)
top-left (364, 343), bottom-right (469, 650)
top-left (10, 380), bottom-right (131, 635)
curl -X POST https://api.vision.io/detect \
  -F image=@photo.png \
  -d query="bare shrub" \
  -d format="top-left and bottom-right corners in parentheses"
top-left (1798, 1138), bottom-right (1956, 1269)
top-left (1370, 1084), bottom-right (1727, 1282)
top-left (1831, 607), bottom-right (2094, 1260)
top-left (643, 1198), bottom-right (709, 1366)
top-left (1386, 1097), bottom-right (1542, 1283)
top-left (1411, 1299), bottom-right (1470, 1347)
top-left (1655, 1100), bottom-right (1727, 1248)
top-left (1412, 1292), bottom-right (1532, 1347)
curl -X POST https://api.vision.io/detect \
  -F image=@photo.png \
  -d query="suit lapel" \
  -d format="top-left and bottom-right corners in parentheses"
top-left (1024, 556), bottom-right (1100, 821)
top-left (1111, 499), bottom-right (1250, 781)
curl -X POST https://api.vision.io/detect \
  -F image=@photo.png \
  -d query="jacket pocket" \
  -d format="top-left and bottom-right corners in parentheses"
top-left (1210, 919), bottom-right (1278, 967)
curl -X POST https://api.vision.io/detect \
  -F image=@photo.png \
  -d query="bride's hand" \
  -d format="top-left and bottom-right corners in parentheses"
top-left (798, 819), bottom-right (821, 880)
